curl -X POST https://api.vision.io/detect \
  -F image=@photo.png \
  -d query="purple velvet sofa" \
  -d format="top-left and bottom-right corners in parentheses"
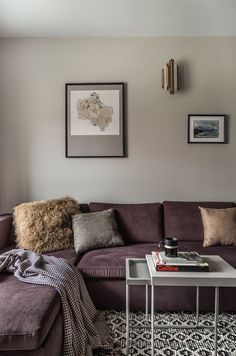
top-left (0, 201), bottom-right (235, 355)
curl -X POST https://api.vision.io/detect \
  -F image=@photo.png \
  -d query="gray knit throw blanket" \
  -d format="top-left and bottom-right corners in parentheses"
top-left (0, 249), bottom-right (114, 356)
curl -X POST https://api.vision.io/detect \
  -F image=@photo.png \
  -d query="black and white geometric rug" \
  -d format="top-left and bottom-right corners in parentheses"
top-left (103, 311), bottom-right (236, 356)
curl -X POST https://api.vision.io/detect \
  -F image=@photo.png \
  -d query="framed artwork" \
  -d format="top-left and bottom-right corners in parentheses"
top-left (65, 83), bottom-right (125, 157)
top-left (188, 115), bottom-right (226, 144)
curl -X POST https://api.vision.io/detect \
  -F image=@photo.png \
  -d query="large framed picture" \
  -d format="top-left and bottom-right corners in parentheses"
top-left (188, 115), bottom-right (226, 144)
top-left (66, 83), bottom-right (125, 157)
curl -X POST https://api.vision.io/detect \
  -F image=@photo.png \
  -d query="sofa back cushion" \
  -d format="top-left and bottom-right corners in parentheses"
top-left (163, 201), bottom-right (236, 242)
top-left (89, 202), bottom-right (164, 243)
top-left (78, 203), bottom-right (89, 213)
top-left (0, 214), bottom-right (13, 249)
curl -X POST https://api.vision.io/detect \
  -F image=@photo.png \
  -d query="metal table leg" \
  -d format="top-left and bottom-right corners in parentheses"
top-left (214, 287), bottom-right (219, 356)
top-left (146, 284), bottom-right (149, 323)
top-left (126, 283), bottom-right (129, 355)
top-left (196, 286), bottom-right (199, 326)
top-left (151, 284), bottom-right (155, 356)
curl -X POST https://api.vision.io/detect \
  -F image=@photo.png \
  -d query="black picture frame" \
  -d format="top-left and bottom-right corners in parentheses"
top-left (65, 82), bottom-right (125, 157)
top-left (188, 114), bottom-right (227, 144)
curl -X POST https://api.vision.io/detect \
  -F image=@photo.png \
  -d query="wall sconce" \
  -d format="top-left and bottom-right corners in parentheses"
top-left (161, 59), bottom-right (180, 95)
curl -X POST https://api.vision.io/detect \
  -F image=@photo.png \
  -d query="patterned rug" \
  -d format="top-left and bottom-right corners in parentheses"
top-left (103, 310), bottom-right (236, 356)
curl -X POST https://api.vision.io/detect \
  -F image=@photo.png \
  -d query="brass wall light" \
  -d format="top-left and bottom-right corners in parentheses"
top-left (161, 59), bottom-right (180, 95)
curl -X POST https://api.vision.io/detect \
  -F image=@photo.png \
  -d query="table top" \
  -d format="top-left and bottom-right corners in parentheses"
top-left (146, 255), bottom-right (236, 287)
top-left (126, 258), bottom-right (151, 285)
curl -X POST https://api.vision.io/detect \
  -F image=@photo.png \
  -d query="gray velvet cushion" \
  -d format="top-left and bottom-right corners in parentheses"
top-left (72, 209), bottom-right (124, 253)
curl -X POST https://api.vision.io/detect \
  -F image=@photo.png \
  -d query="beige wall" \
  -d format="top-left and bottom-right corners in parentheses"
top-left (0, 38), bottom-right (235, 212)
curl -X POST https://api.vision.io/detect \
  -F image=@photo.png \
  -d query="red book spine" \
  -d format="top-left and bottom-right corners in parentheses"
top-left (156, 265), bottom-right (209, 272)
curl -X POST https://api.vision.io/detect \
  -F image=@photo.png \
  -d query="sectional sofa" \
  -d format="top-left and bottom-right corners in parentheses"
top-left (0, 201), bottom-right (235, 355)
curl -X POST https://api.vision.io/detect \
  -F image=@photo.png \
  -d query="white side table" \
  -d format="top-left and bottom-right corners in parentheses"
top-left (146, 254), bottom-right (236, 356)
top-left (126, 258), bottom-right (150, 355)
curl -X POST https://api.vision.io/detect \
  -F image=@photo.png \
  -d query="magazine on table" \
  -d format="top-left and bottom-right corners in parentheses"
top-left (153, 251), bottom-right (204, 265)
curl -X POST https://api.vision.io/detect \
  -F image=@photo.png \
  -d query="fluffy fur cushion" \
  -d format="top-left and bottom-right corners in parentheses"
top-left (72, 209), bottom-right (124, 253)
top-left (14, 197), bottom-right (80, 253)
top-left (199, 207), bottom-right (236, 247)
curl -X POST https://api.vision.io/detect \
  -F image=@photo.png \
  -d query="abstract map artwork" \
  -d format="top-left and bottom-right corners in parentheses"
top-left (70, 89), bottom-right (120, 136)
top-left (77, 92), bottom-right (113, 132)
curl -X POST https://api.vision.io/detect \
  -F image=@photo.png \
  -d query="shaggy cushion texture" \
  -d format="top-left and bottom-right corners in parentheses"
top-left (72, 209), bottom-right (124, 253)
top-left (199, 207), bottom-right (236, 247)
top-left (14, 197), bottom-right (80, 253)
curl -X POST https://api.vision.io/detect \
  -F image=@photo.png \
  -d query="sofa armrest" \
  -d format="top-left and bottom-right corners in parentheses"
top-left (0, 214), bottom-right (13, 249)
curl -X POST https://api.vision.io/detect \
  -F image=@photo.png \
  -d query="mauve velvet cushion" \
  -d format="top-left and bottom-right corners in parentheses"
top-left (89, 202), bottom-right (164, 243)
top-left (0, 274), bottom-right (60, 350)
top-left (163, 201), bottom-right (235, 242)
top-left (199, 207), bottom-right (236, 247)
top-left (72, 209), bottom-right (124, 253)
top-left (78, 243), bottom-right (158, 278)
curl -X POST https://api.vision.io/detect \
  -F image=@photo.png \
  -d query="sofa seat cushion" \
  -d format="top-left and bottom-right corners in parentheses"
top-left (45, 248), bottom-right (80, 266)
top-left (78, 243), bottom-right (158, 278)
top-left (89, 202), bottom-right (164, 243)
top-left (0, 274), bottom-right (60, 350)
top-left (177, 241), bottom-right (236, 269)
top-left (163, 201), bottom-right (235, 242)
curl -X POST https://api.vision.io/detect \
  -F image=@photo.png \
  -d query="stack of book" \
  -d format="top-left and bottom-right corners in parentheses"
top-left (151, 251), bottom-right (209, 272)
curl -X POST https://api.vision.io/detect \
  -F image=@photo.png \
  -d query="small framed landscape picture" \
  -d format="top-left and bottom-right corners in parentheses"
top-left (188, 115), bottom-right (226, 144)
top-left (66, 83), bottom-right (125, 157)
